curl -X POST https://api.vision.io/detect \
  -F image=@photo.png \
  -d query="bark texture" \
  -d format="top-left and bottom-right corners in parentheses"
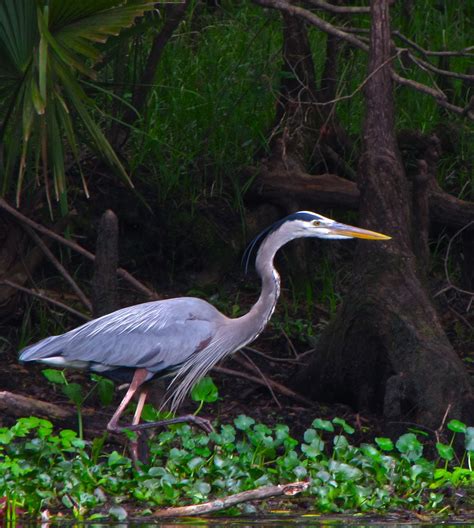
top-left (298, 0), bottom-right (474, 428)
top-left (92, 210), bottom-right (119, 318)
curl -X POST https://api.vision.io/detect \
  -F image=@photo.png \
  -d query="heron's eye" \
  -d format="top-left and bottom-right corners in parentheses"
top-left (312, 220), bottom-right (321, 226)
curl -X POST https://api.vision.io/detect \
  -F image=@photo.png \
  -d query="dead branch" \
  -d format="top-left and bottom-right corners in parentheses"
top-left (253, 168), bottom-right (360, 207)
top-left (213, 365), bottom-right (315, 407)
top-left (235, 351), bottom-right (282, 408)
top-left (23, 225), bottom-right (93, 312)
top-left (153, 481), bottom-right (309, 517)
top-left (243, 345), bottom-right (306, 364)
top-left (253, 0), bottom-right (369, 52)
top-left (253, 0), bottom-right (474, 119)
top-left (0, 198), bottom-right (158, 299)
top-left (393, 31), bottom-right (474, 58)
top-left (251, 164), bottom-right (474, 227)
top-left (434, 220), bottom-right (474, 299)
top-left (305, 0), bottom-right (369, 14)
top-left (428, 183), bottom-right (474, 228)
top-left (434, 403), bottom-right (452, 444)
top-left (0, 391), bottom-right (73, 420)
top-left (1, 280), bottom-right (91, 321)
top-left (403, 51), bottom-right (474, 82)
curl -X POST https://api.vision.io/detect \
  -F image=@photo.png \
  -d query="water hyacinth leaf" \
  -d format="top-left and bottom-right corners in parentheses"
top-left (62, 495), bottom-right (73, 508)
top-left (302, 436), bottom-right (324, 458)
top-left (293, 465), bottom-right (307, 479)
top-left (109, 505), bottom-right (128, 521)
top-left (333, 434), bottom-right (349, 450)
top-left (332, 417), bottom-right (355, 434)
top-left (360, 443), bottom-right (381, 460)
top-left (42, 368), bottom-right (66, 385)
top-left (234, 414), bottom-right (255, 431)
top-left (375, 437), bottom-right (394, 451)
top-left (273, 424), bottom-right (291, 447)
top-left (304, 428), bottom-right (318, 443)
top-left (188, 456), bottom-right (204, 470)
top-left (191, 376), bottom-right (219, 403)
top-left (97, 376), bottom-right (115, 406)
top-left (193, 481), bottom-right (211, 497)
top-left (313, 418), bottom-right (335, 432)
top-left (396, 433), bottom-right (423, 461)
top-left (436, 442), bottom-right (454, 461)
top-left (329, 460), bottom-right (363, 481)
top-left (62, 383), bottom-right (84, 406)
top-left (447, 419), bottom-right (467, 433)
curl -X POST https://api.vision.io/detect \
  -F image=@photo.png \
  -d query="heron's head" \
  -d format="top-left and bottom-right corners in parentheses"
top-left (243, 211), bottom-right (390, 272)
top-left (283, 211), bottom-right (392, 240)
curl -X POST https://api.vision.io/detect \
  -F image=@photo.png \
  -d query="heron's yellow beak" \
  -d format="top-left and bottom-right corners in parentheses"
top-left (330, 223), bottom-right (391, 240)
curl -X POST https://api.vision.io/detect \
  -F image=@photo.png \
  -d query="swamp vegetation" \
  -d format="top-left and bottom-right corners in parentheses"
top-left (0, 0), bottom-right (473, 521)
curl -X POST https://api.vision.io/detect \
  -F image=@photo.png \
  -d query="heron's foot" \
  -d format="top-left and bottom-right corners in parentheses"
top-left (178, 414), bottom-right (214, 434)
top-left (121, 414), bottom-right (214, 434)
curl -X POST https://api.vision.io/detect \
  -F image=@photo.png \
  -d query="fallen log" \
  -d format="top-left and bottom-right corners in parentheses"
top-left (0, 391), bottom-right (74, 420)
top-left (0, 391), bottom-right (95, 421)
top-left (153, 481), bottom-right (309, 517)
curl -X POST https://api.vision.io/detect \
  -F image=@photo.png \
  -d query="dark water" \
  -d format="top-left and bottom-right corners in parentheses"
top-left (32, 516), bottom-right (474, 527)
top-left (10, 514), bottom-right (474, 528)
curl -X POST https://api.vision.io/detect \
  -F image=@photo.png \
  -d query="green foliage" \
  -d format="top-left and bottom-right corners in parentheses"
top-left (0, 413), bottom-right (473, 520)
top-left (42, 369), bottom-right (115, 439)
top-left (191, 376), bottom-right (219, 415)
top-left (0, 0), bottom-right (154, 210)
top-left (128, 1), bottom-right (281, 210)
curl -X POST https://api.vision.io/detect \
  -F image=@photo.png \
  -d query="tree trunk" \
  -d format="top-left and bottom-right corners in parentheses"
top-left (298, 0), bottom-right (474, 429)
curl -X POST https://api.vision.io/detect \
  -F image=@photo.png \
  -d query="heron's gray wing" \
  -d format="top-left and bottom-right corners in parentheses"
top-left (20, 298), bottom-right (224, 373)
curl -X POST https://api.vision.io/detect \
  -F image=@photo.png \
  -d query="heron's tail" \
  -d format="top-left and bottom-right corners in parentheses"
top-left (19, 336), bottom-right (63, 363)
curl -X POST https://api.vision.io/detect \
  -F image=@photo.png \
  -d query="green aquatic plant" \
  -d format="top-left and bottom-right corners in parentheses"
top-left (42, 369), bottom-right (114, 439)
top-left (0, 413), bottom-right (472, 521)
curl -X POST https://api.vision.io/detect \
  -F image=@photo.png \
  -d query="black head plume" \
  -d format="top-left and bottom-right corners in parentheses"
top-left (242, 211), bottom-right (322, 273)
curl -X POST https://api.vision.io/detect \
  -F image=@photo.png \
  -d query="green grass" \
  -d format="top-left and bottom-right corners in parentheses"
top-left (128, 1), bottom-right (282, 210)
top-left (122, 0), bottom-right (471, 254)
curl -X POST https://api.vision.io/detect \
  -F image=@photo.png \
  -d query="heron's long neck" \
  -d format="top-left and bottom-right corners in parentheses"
top-left (239, 230), bottom-right (287, 340)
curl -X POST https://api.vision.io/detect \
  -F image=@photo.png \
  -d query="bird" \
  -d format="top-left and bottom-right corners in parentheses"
top-left (19, 211), bottom-right (390, 442)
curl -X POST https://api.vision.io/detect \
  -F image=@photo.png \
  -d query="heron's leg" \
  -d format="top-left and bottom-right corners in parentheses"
top-left (129, 389), bottom-right (149, 465)
top-left (125, 414), bottom-right (214, 434)
top-left (107, 368), bottom-right (148, 433)
top-left (133, 389), bottom-right (148, 425)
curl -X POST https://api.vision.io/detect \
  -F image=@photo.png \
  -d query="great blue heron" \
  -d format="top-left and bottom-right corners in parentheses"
top-left (19, 211), bottom-right (389, 442)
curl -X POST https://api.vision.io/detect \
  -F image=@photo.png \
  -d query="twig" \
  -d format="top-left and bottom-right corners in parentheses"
top-left (405, 51), bottom-right (474, 82)
top-left (435, 403), bottom-right (452, 444)
top-left (0, 198), bottom-right (158, 299)
top-left (305, 0), bottom-right (369, 14)
top-left (253, 0), bottom-right (369, 52)
top-left (434, 220), bottom-right (474, 300)
top-left (447, 306), bottom-right (473, 330)
top-left (1, 280), bottom-right (91, 322)
top-left (213, 366), bottom-right (315, 407)
top-left (237, 351), bottom-right (282, 408)
top-left (243, 345), bottom-right (306, 364)
top-left (23, 225), bottom-right (93, 312)
top-left (153, 481), bottom-right (309, 517)
top-left (280, 328), bottom-right (299, 358)
top-left (393, 31), bottom-right (474, 58)
top-left (391, 72), bottom-right (473, 119)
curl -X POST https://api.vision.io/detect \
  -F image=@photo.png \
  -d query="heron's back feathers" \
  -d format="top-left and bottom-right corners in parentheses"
top-left (19, 297), bottom-right (228, 384)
